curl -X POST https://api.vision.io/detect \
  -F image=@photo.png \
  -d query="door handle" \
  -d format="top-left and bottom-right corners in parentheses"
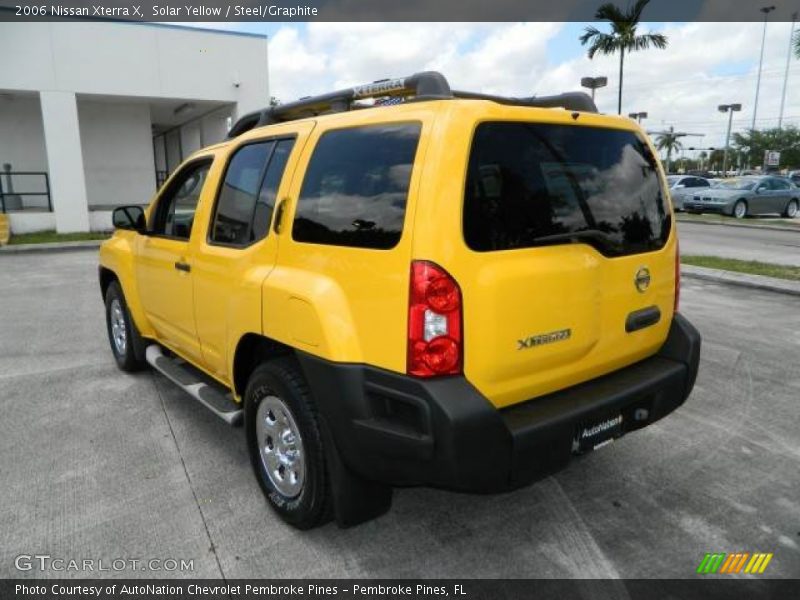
top-left (273, 197), bottom-right (288, 234)
top-left (625, 306), bottom-right (661, 333)
top-left (174, 261), bottom-right (191, 273)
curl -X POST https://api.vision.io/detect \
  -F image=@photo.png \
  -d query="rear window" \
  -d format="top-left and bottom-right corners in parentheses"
top-left (463, 122), bottom-right (670, 256)
top-left (292, 123), bottom-right (421, 249)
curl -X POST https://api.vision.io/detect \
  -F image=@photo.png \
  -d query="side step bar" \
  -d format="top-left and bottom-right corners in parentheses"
top-left (145, 345), bottom-right (243, 426)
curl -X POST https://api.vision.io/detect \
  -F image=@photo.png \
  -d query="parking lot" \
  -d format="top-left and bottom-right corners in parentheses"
top-left (1, 250), bottom-right (798, 579)
top-left (678, 221), bottom-right (800, 267)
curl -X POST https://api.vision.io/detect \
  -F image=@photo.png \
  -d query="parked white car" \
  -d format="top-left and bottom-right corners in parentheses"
top-left (666, 175), bottom-right (712, 211)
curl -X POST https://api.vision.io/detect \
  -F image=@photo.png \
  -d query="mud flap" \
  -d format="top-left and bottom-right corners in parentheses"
top-left (319, 418), bottom-right (393, 528)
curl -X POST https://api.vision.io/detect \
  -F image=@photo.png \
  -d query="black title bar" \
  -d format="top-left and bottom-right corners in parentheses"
top-left (1, 0), bottom-right (799, 22)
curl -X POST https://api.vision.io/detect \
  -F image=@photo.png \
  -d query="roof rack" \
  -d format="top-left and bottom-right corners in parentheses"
top-left (451, 90), bottom-right (598, 114)
top-left (227, 71), bottom-right (598, 138)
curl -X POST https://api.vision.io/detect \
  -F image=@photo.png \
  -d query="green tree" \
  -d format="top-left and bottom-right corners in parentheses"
top-left (708, 149), bottom-right (725, 172)
top-left (732, 126), bottom-right (800, 170)
top-left (580, 0), bottom-right (668, 114)
top-left (698, 150), bottom-right (708, 171)
top-left (655, 131), bottom-right (683, 174)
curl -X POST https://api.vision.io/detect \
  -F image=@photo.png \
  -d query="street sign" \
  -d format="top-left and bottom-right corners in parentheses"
top-left (764, 150), bottom-right (781, 167)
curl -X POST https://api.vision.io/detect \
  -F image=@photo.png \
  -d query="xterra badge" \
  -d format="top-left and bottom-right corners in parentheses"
top-left (517, 328), bottom-right (571, 350)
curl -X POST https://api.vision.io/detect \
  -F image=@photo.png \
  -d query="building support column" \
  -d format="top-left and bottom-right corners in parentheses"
top-left (39, 91), bottom-right (90, 233)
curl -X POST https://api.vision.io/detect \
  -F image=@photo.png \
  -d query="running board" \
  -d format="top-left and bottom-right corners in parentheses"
top-left (145, 345), bottom-right (242, 426)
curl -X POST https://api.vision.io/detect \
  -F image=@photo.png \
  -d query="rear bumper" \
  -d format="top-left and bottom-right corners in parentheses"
top-left (298, 313), bottom-right (701, 493)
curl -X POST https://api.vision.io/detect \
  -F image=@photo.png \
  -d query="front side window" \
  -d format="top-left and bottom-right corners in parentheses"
top-left (463, 122), bottom-right (670, 257)
top-left (292, 123), bottom-right (422, 249)
top-left (210, 138), bottom-right (295, 246)
top-left (152, 160), bottom-right (211, 239)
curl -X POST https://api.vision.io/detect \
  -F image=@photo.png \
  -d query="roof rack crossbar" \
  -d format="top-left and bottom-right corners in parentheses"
top-left (227, 71), bottom-right (452, 138)
top-left (452, 90), bottom-right (598, 114)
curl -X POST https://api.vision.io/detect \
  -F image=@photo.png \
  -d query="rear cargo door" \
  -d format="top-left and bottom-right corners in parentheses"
top-left (460, 121), bottom-right (676, 408)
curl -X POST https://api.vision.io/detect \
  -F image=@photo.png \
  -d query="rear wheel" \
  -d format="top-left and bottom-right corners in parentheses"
top-left (733, 200), bottom-right (748, 219)
top-left (104, 281), bottom-right (146, 372)
top-left (783, 199), bottom-right (798, 218)
top-left (244, 357), bottom-right (332, 529)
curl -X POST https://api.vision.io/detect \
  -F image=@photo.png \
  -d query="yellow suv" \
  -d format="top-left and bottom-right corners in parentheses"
top-left (99, 72), bottom-right (700, 529)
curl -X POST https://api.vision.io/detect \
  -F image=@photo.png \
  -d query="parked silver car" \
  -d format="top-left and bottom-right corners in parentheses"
top-left (666, 175), bottom-right (712, 211)
top-left (682, 176), bottom-right (799, 219)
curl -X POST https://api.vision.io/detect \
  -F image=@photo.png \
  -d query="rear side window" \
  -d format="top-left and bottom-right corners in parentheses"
top-left (292, 123), bottom-right (421, 249)
top-left (211, 138), bottom-right (295, 246)
top-left (463, 122), bottom-right (670, 257)
top-left (771, 178), bottom-right (790, 190)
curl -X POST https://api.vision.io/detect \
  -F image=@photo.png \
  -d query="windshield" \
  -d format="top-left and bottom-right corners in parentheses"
top-left (463, 122), bottom-right (670, 257)
top-left (716, 179), bottom-right (757, 190)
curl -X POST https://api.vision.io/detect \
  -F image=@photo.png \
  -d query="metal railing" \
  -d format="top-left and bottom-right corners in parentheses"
top-left (0, 172), bottom-right (52, 213)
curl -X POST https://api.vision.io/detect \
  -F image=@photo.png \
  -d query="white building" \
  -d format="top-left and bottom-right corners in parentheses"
top-left (0, 21), bottom-right (268, 233)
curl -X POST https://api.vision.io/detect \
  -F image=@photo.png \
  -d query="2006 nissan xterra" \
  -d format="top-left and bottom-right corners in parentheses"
top-left (99, 72), bottom-right (701, 529)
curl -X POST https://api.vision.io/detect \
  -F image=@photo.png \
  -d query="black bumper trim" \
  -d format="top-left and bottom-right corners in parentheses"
top-left (297, 313), bottom-right (701, 493)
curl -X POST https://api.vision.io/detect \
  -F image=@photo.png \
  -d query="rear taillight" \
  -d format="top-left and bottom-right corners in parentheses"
top-left (407, 261), bottom-right (462, 377)
top-left (674, 239), bottom-right (681, 312)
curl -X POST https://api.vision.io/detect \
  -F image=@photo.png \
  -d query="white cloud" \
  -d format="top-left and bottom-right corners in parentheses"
top-left (266, 21), bottom-right (800, 153)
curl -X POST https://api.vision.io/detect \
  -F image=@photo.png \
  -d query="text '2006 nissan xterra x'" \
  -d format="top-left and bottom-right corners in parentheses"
top-left (99, 72), bottom-right (701, 529)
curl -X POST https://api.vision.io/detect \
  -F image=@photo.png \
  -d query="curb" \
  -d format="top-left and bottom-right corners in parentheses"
top-left (0, 240), bottom-right (103, 254)
top-left (676, 216), bottom-right (800, 233)
top-left (681, 264), bottom-right (800, 297)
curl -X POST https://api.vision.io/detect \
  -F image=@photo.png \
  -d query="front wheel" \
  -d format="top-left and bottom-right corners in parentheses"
top-left (104, 281), bottom-right (146, 372)
top-left (733, 200), bottom-right (748, 219)
top-left (245, 358), bottom-right (332, 529)
top-left (783, 199), bottom-right (798, 219)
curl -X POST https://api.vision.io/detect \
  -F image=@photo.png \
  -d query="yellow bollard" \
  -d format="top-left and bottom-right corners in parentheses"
top-left (0, 213), bottom-right (9, 246)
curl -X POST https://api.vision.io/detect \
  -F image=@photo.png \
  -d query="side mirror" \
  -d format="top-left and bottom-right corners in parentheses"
top-left (112, 206), bottom-right (146, 233)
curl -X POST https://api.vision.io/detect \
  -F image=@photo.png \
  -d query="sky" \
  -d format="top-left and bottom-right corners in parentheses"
top-left (189, 19), bottom-right (800, 159)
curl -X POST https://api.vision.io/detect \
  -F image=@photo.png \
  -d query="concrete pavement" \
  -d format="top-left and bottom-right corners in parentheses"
top-left (1, 252), bottom-right (798, 579)
top-left (677, 221), bottom-right (800, 267)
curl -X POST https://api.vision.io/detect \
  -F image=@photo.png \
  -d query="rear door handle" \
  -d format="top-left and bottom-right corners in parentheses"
top-left (174, 261), bottom-right (191, 273)
top-left (626, 306), bottom-right (661, 333)
top-left (273, 198), bottom-right (288, 234)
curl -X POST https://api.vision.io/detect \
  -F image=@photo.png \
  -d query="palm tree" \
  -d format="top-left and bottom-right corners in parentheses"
top-left (655, 131), bottom-right (683, 174)
top-left (580, 0), bottom-right (668, 114)
top-left (698, 150), bottom-right (708, 171)
top-left (794, 29), bottom-right (800, 59)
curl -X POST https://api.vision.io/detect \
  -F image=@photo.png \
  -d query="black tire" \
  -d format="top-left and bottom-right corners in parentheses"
top-left (733, 199), bottom-right (748, 219)
top-left (104, 280), bottom-right (147, 372)
top-left (783, 199), bottom-right (798, 219)
top-left (244, 357), bottom-right (332, 529)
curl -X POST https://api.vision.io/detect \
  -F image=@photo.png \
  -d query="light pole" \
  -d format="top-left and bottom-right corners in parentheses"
top-left (581, 76), bottom-right (608, 102)
top-left (779, 12), bottom-right (797, 129)
top-left (719, 103), bottom-right (742, 177)
top-left (628, 111), bottom-right (648, 124)
top-left (752, 5), bottom-right (775, 131)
